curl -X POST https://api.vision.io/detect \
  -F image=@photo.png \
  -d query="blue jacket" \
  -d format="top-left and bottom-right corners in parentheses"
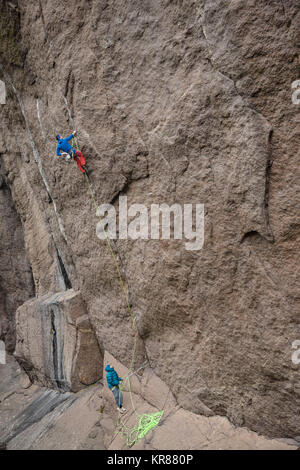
top-left (105, 365), bottom-right (122, 389)
top-left (56, 134), bottom-right (76, 157)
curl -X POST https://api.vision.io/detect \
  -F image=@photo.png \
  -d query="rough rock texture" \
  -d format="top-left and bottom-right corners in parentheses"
top-left (15, 290), bottom-right (102, 391)
top-left (0, 356), bottom-right (106, 450)
top-left (102, 352), bottom-right (298, 450)
top-left (1, 355), bottom-right (297, 450)
top-left (0, 0), bottom-right (299, 440)
top-left (0, 165), bottom-right (35, 352)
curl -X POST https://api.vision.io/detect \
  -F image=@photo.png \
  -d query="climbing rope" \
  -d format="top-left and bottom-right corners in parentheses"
top-left (72, 133), bottom-right (164, 446)
top-left (118, 411), bottom-right (164, 447)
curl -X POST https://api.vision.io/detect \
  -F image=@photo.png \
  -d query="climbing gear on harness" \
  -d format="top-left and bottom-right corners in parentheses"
top-left (71, 136), bottom-right (87, 174)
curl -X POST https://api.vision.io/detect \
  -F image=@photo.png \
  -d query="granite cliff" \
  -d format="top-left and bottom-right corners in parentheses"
top-left (0, 0), bottom-right (299, 443)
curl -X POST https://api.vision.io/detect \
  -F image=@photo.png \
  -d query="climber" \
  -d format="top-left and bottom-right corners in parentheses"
top-left (105, 365), bottom-right (127, 413)
top-left (56, 131), bottom-right (88, 175)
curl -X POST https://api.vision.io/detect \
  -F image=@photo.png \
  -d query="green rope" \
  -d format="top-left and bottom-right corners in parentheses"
top-left (74, 131), bottom-right (164, 446)
top-left (119, 411), bottom-right (164, 447)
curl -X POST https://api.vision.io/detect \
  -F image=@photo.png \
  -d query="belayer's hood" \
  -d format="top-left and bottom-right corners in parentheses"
top-left (105, 365), bottom-right (114, 372)
top-left (57, 134), bottom-right (62, 143)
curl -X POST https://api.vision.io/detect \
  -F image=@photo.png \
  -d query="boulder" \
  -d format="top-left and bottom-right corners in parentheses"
top-left (15, 290), bottom-right (102, 392)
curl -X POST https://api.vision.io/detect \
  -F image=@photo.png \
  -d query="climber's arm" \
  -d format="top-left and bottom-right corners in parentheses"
top-left (66, 131), bottom-right (76, 142)
top-left (57, 146), bottom-right (68, 158)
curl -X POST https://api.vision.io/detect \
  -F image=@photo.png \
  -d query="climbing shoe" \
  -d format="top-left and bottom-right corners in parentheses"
top-left (118, 407), bottom-right (127, 413)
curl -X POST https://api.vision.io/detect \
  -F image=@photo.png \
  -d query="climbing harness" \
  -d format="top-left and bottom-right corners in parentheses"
top-left (72, 132), bottom-right (164, 446)
top-left (71, 135), bottom-right (89, 175)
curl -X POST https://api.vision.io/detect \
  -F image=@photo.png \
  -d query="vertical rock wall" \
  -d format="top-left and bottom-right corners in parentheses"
top-left (0, 0), bottom-right (299, 437)
top-left (0, 160), bottom-right (35, 352)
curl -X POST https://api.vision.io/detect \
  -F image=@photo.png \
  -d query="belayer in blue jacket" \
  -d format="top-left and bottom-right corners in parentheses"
top-left (56, 131), bottom-right (88, 174)
top-left (105, 365), bottom-right (127, 413)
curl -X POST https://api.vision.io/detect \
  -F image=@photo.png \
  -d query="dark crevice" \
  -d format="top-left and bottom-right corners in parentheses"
top-left (64, 70), bottom-right (75, 111)
top-left (64, 69), bottom-right (72, 97)
top-left (240, 230), bottom-right (261, 243)
top-left (264, 130), bottom-right (273, 213)
top-left (264, 129), bottom-right (274, 241)
top-left (25, 261), bottom-right (36, 298)
top-left (240, 229), bottom-right (274, 244)
top-left (56, 249), bottom-right (72, 290)
top-left (50, 309), bottom-right (61, 390)
top-left (47, 191), bottom-right (53, 204)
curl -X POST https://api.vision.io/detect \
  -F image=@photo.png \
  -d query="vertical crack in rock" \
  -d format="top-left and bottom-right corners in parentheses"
top-left (63, 96), bottom-right (76, 131)
top-left (64, 70), bottom-right (75, 112)
top-left (50, 307), bottom-right (65, 391)
top-left (56, 248), bottom-right (72, 290)
top-left (263, 129), bottom-right (274, 241)
top-left (36, 99), bottom-right (46, 140)
top-left (16, 291), bottom-right (102, 393)
top-left (50, 309), bottom-right (59, 389)
top-left (25, 261), bottom-right (36, 298)
top-left (0, 69), bottom-right (68, 243)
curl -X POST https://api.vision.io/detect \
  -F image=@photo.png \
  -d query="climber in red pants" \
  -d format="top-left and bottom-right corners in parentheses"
top-left (73, 150), bottom-right (86, 174)
top-left (56, 131), bottom-right (88, 175)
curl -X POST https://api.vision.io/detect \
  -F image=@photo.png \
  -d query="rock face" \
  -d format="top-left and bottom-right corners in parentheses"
top-left (0, 0), bottom-right (299, 439)
top-left (1, 354), bottom-right (297, 450)
top-left (15, 290), bottom-right (102, 392)
top-left (0, 164), bottom-right (35, 353)
top-left (102, 351), bottom-right (298, 450)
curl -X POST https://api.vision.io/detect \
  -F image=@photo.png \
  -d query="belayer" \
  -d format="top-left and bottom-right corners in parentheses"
top-left (56, 130), bottom-right (88, 174)
top-left (105, 364), bottom-right (127, 413)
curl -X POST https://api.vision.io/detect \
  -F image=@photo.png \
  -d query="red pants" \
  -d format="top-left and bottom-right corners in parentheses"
top-left (74, 150), bottom-right (86, 173)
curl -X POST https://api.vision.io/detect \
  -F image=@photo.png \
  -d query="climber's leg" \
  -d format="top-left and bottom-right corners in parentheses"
top-left (112, 387), bottom-right (123, 408)
top-left (74, 150), bottom-right (86, 173)
top-left (82, 165), bottom-right (89, 176)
